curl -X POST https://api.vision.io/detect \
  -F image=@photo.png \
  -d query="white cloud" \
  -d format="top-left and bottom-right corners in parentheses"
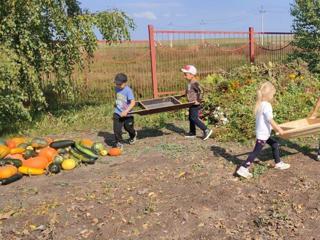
top-left (121, 2), bottom-right (181, 9)
top-left (133, 11), bottom-right (157, 20)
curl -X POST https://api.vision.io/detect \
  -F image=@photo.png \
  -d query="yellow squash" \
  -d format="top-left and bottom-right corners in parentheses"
top-left (18, 166), bottom-right (44, 175)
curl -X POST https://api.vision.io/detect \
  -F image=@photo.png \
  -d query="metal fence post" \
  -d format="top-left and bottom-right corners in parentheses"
top-left (148, 25), bottom-right (159, 98)
top-left (249, 27), bottom-right (255, 63)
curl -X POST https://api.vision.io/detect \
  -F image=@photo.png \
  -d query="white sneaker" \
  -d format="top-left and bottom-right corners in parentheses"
top-left (317, 155), bottom-right (320, 161)
top-left (275, 161), bottom-right (290, 170)
top-left (236, 166), bottom-right (253, 179)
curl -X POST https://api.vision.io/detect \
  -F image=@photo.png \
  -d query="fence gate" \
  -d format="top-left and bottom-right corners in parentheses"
top-left (148, 25), bottom-right (294, 98)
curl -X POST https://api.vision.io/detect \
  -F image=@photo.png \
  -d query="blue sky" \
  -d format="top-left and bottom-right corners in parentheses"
top-left (80, 0), bottom-right (294, 40)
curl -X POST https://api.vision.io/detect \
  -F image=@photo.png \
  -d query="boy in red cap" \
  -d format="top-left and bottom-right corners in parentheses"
top-left (181, 65), bottom-right (212, 140)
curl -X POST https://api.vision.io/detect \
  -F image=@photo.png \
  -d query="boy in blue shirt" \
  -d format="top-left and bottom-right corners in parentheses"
top-left (113, 73), bottom-right (137, 148)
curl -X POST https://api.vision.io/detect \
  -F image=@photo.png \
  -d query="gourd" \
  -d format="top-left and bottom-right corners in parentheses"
top-left (80, 139), bottom-right (94, 148)
top-left (22, 156), bottom-right (48, 169)
top-left (6, 154), bottom-right (25, 161)
top-left (23, 149), bottom-right (37, 159)
top-left (38, 147), bottom-right (57, 163)
top-left (0, 145), bottom-right (10, 158)
top-left (0, 173), bottom-right (23, 185)
top-left (0, 165), bottom-right (18, 179)
top-left (108, 148), bottom-right (122, 156)
top-left (47, 163), bottom-right (61, 174)
top-left (0, 158), bottom-right (23, 168)
top-left (18, 166), bottom-right (44, 175)
top-left (61, 159), bottom-right (77, 170)
top-left (9, 148), bottom-right (25, 154)
top-left (50, 140), bottom-right (75, 149)
top-left (31, 137), bottom-right (48, 149)
top-left (53, 155), bottom-right (64, 164)
top-left (91, 142), bottom-right (108, 155)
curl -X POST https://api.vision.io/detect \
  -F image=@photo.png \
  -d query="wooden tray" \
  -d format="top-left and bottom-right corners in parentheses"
top-left (279, 118), bottom-right (320, 139)
top-left (131, 96), bottom-right (194, 115)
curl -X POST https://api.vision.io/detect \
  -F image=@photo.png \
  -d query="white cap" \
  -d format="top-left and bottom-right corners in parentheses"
top-left (181, 65), bottom-right (197, 75)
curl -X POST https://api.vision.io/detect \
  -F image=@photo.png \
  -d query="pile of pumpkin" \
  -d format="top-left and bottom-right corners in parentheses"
top-left (0, 137), bottom-right (122, 185)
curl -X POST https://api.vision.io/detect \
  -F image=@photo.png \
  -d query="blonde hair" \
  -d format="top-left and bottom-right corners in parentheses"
top-left (254, 81), bottom-right (276, 114)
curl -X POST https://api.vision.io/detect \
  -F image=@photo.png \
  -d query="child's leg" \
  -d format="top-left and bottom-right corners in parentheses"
top-left (123, 116), bottom-right (136, 139)
top-left (189, 106), bottom-right (207, 132)
top-left (113, 113), bottom-right (124, 143)
top-left (241, 140), bottom-right (266, 168)
top-left (188, 107), bottom-right (196, 134)
top-left (266, 137), bottom-right (281, 164)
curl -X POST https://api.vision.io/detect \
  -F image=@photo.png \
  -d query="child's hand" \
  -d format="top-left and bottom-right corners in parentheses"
top-left (309, 112), bottom-right (317, 119)
top-left (277, 127), bottom-right (285, 135)
top-left (120, 111), bottom-right (128, 117)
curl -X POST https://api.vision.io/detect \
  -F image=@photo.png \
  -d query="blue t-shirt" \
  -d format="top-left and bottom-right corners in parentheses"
top-left (114, 86), bottom-right (135, 116)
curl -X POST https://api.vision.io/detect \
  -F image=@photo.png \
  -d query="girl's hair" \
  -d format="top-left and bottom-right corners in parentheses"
top-left (254, 81), bottom-right (276, 114)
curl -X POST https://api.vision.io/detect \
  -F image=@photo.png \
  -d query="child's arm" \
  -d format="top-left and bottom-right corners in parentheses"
top-left (120, 99), bottom-right (136, 117)
top-left (270, 119), bottom-right (284, 135)
top-left (309, 97), bottom-right (320, 119)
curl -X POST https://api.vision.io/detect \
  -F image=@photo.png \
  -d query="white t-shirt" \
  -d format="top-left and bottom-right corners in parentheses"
top-left (256, 101), bottom-right (273, 140)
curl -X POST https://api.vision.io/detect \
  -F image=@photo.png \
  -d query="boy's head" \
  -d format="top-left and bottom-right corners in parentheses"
top-left (181, 65), bottom-right (197, 80)
top-left (114, 73), bottom-right (128, 89)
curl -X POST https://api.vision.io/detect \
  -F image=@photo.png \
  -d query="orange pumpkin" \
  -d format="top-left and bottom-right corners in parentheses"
top-left (80, 139), bottom-right (94, 148)
top-left (6, 154), bottom-right (25, 161)
top-left (0, 165), bottom-right (18, 179)
top-left (0, 145), bottom-right (10, 158)
top-left (38, 147), bottom-right (57, 163)
top-left (10, 137), bottom-right (27, 146)
top-left (6, 140), bottom-right (17, 149)
top-left (108, 148), bottom-right (122, 156)
top-left (22, 156), bottom-right (48, 169)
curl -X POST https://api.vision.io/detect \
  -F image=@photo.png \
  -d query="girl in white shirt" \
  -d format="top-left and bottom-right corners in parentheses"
top-left (237, 82), bottom-right (290, 179)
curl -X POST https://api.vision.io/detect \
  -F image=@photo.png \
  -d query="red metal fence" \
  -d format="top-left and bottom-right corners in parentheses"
top-left (45, 26), bottom-right (294, 105)
top-left (149, 25), bottom-right (294, 98)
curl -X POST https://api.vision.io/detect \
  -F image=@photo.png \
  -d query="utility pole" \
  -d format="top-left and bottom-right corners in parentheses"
top-left (259, 5), bottom-right (266, 46)
top-left (200, 19), bottom-right (206, 44)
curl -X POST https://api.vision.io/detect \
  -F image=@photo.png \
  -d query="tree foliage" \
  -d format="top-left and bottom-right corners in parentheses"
top-left (0, 0), bottom-right (135, 133)
top-left (291, 0), bottom-right (320, 72)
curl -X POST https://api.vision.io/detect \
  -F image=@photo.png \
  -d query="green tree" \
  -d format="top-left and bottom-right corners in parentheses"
top-left (0, 0), bottom-right (134, 133)
top-left (291, 0), bottom-right (320, 72)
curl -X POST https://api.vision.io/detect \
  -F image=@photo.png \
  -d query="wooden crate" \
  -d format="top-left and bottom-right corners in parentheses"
top-left (279, 118), bottom-right (320, 139)
top-left (131, 96), bottom-right (194, 115)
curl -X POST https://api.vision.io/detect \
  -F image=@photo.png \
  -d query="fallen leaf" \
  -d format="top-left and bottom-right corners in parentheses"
top-left (0, 210), bottom-right (15, 220)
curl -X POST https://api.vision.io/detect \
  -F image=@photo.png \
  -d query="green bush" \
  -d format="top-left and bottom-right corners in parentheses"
top-left (201, 60), bottom-right (320, 142)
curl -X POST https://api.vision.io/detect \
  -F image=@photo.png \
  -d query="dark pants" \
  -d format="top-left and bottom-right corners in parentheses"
top-left (113, 113), bottom-right (136, 143)
top-left (189, 105), bottom-right (207, 134)
top-left (242, 137), bottom-right (281, 168)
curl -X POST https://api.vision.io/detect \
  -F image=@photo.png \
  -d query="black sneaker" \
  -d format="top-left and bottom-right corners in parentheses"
top-left (128, 131), bottom-right (137, 144)
top-left (203, 129), bottom-right (213, 141)
top-left (184, 132), bottom-right (196, 139)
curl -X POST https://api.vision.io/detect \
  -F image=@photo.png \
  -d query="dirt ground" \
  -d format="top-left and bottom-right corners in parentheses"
top-left (0, 123), bottom-right (320, 240)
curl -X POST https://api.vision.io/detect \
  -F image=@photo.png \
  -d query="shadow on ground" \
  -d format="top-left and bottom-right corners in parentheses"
top-left (210, 137), bottom-right (317, 167)
top-left (98, 127), bottom-right (166, 146)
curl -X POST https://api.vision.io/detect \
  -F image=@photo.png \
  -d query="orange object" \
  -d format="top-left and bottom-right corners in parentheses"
top-left (22, 156), bottom-right (48, 169)
top-left (9, 147), bottom-right (25, 154)
top-left (38, 147), bottom-right (58, 163)
top-left (80, 139), bottom-right (94, 148)
top-left (6, 140), bottom-right (16, 149)
top-left (0, 165), bottom-right (18, 179)
top-left (0, 145), bottom-right (10, 158)
top-left (108, 147), bottom-right (122, 156)
top-left (6, 154), bottom-right (25, 161)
